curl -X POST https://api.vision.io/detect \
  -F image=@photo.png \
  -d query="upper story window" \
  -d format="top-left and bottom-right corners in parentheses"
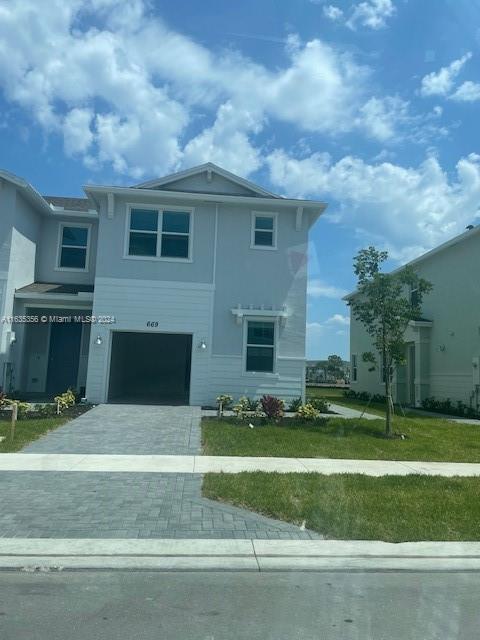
top-left (57, 224), bottom-right (90, 270)
top-left (351, 354), bottom-right (358, 382)
top-left (251, 212), bottom-right (277, 250)
top-left (127, 207), bottom-right (192, 260)
top-left (410, 287), bottom-right (419, 307)
top-left (246, 321), bottom-right (275, 373)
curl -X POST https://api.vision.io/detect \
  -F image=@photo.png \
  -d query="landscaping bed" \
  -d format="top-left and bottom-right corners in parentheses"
top-left (203, 472), bottom-right (480, 542)
top-left (202, 415), bottom-right (480, 462)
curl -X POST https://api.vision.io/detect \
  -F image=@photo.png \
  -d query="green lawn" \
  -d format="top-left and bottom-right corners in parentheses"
top-left (0, 415), bottom-right (70, 452)
top-left (202, 415), bottom-right (480, 462)
top-left (203, 472), bottom-right (480, 541)
top-left (306, 386), bottom-right (417, 418)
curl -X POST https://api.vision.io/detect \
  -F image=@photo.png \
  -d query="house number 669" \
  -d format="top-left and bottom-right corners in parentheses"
top-left (146, 321), bottom-right (159, 327)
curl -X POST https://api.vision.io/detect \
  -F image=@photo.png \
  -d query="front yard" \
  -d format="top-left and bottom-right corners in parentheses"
top-left (202, 415), bottom-right (480, 462)
top-left (203, 472), bottom-right (480, 541)
top-left (0, 405), bottom-right (91, 452)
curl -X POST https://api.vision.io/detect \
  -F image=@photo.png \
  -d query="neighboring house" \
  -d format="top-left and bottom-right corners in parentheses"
top-left (0, 163), bottom-right (326, 405)
top-left (346, 226), bottom-right (480, 410)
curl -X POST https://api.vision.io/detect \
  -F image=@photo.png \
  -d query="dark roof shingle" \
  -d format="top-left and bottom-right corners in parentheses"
top-left (43, 196), bottom-right (92, 211)
top-left (16, 282), bottom-right (94, 295)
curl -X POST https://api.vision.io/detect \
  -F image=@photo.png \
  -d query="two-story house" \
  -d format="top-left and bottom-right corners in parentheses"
top-left (347, 225), bottom-right (480, 411)
top-left (0, 163), bottom-right (326, 406)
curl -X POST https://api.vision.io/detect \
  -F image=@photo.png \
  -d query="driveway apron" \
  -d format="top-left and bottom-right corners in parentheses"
top-left (1, 405), bottom-right (320, 540)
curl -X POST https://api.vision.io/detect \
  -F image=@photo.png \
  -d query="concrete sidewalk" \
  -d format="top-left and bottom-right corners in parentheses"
top-left (2, 453), bottom-right (480, 476)
top-left (2, 538), bottom-right (480, 571)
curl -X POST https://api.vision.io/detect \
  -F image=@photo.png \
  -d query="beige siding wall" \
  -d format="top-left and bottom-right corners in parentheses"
top-left (349, 229), bottom-right (480, 408)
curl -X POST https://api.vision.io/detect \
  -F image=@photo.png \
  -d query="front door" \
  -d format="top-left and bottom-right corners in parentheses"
top-left (46, 322), bottom-right (83, 396)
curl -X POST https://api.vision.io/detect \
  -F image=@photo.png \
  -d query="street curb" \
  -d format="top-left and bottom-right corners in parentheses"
top-left (1, 539), bottom-right (480, 572)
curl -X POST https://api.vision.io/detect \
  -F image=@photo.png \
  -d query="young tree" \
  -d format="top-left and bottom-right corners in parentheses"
top-left (326, 354), bottom-right (344, 381)
top-left (348, 247), bottom-right (432, 437)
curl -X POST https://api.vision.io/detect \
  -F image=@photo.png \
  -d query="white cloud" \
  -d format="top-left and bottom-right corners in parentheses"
top-left (326, 314), bottom-right (350, 326)
top-left (451, 80), bottom-right (480, 102)
top-left (183, 102), bottom-right (263, 175)
top-left (323, 5), bottom-right (344, 21)
top-left (0, 0), bottom-right (430, 178)
top-left (268, 149), bottom-right (480, 260)
top-left (420, 53), bottom-right (472, 97)
top-left (63, 108), bottom-right (94, 155)
top-left (346, 0), bottom-right (396, 30)
top-left (308, 279), bottom-right (348, 299)
top-left (357, 96), bottom-right (409, 142)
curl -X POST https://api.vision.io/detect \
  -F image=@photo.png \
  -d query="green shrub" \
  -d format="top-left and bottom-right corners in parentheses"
top-left (33, 403), bottom-right (58, 418)
top-left (4, 398), bottom-right (31, 419)
top-left (233, 396), bottom-right (250, 419)
top-left (421, 396), bottom-right (479, 418)
top-left (296, 403), bottom-right (320, 420)
top-left (309, 398), bottom-right (330, 413)
top-left (288, 397), bottom-right (302, 412)
top-left (233, 397), bottom-right (264, 420)
top-left (245, 397), bottom-right (259, 411)
top-left (54, 389), bottom-right (76, 413)
top-left (216, 394), bottom-right (233, 409)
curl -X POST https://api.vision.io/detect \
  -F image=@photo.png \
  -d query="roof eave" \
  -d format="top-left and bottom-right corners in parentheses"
top-left (0, 169), bottom-right (53, 216)
top-left (83, 184), bottom-right (327, 216)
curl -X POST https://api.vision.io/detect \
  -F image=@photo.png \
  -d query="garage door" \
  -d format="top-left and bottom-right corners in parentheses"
top-left (108, 332), bottom-right (192, 404)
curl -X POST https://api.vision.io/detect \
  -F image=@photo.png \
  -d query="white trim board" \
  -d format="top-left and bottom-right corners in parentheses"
top-left (94, 277), bottom-right (214, 291)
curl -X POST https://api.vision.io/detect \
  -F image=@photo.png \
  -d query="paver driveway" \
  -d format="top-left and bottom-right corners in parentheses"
top-left (1, 404), bottom-right (320, 540)
top-left (24, 405), bottom-right (202, 455)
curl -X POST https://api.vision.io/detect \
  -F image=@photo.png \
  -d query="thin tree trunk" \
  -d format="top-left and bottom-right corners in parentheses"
top-left (385, 372), bottom-right (393, 438)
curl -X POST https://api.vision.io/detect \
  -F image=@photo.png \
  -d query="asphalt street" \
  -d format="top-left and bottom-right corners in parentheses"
top-left (0, 570), bottom-right (479, 639)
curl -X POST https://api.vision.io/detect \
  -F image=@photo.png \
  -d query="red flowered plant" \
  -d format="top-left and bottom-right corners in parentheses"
top-left (260, 395), bottom-right (285, 420)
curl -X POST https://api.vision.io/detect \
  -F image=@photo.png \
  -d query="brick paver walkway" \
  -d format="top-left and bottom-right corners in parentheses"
top-left (1, 405), bottom-right (319, 540)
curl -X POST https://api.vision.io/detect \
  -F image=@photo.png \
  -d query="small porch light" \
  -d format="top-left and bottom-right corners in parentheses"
top-left (198, 340), bottom-right (207, 350)
top-left (95, 335), bottom-right (103, 346)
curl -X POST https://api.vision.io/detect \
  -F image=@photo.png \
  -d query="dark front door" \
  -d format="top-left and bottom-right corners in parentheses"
top-left (46, 322), bottom-right (83, 396)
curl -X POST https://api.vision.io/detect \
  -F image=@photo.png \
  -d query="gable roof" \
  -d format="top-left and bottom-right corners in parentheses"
top-left (133, 162), bottom-right (279, 198)
top-left (344, 224), bottom-right (480, 300)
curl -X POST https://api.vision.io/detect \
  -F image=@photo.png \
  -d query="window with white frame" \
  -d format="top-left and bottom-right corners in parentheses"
top-left (410, 286), bottom-right (419, 308)
top-left (127, 207), bottom-right (191, 259)
top-left (251, 213), bottom-right (276, 249)
top-left (245, 321), bottom-right (275, 372)
top-left (351, 354), bottom-right (358, 382)
top-left (58, 224), bottom-right (89, 269)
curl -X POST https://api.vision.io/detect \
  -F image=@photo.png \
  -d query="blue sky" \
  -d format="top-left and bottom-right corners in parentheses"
top-left (1, 0), bottom-right (480, 359)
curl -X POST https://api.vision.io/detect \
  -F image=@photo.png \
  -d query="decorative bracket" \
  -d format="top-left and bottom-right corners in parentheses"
top-left (295, 206), bottom-right (303, 231)
top-left (107, 192), bottom-right (114, 219)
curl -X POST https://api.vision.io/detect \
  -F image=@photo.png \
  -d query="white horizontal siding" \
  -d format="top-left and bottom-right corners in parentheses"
top-left (86, 278), bottom-right (213, 404)
top-left (208, 355), bottom-right (304, 404)
top-left (429, 373), bottom-right (473, 404)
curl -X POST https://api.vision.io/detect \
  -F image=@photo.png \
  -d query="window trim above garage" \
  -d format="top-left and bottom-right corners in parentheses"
top-left (123, 203), bottom-right (194, 263)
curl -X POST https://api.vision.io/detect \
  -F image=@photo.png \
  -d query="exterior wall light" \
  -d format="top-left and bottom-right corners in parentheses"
top-left (198, 340), bottom-right (207, 350)
top-left (95, 335), bottom-right (103, 346)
